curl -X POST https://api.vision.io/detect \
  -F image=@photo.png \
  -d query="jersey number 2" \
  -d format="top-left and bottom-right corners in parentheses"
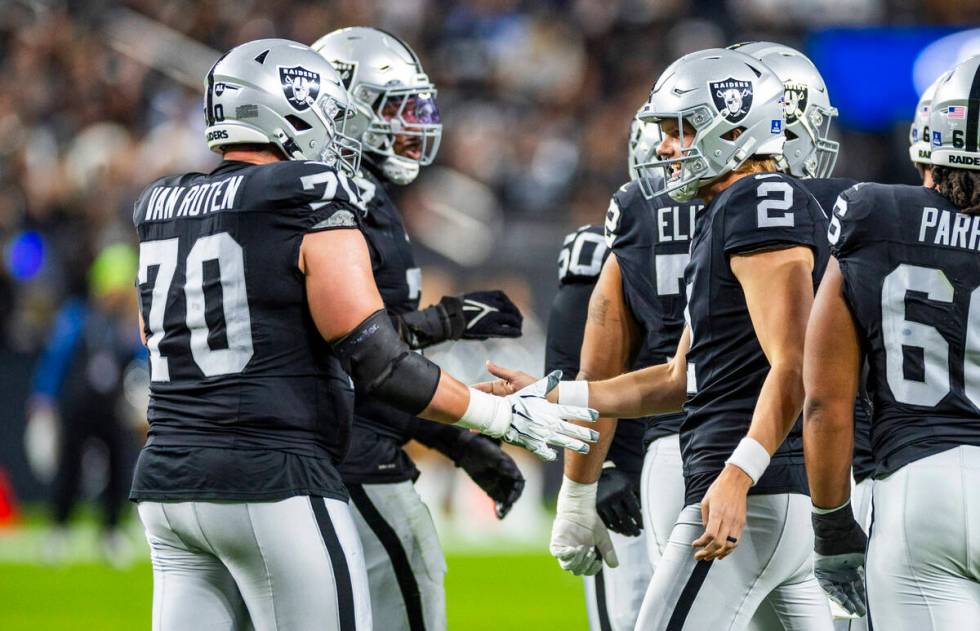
top-left (139, 233), bottom-right (254, 381)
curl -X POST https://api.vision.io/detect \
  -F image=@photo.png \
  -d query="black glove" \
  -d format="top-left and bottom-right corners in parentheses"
top-left (812, 502), bottom-right (868, 617)
top-left (392, 290), bottom-right (523, 349)
top-left (453, 431), bottom-right (525, 519)
top-left (596, 465), bottom-right (643, 537)
top-left (453, 290), bottom-right (523, 340)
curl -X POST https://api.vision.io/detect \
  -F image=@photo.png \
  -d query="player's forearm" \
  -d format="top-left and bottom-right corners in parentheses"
top-left (564, 416), bottom-right (618, 484)
top-left (419, 371), bottom-right (474, 424)
top-left (745, 360), bottom-right (805, 454)
top-left (802, 397), bottom-right (854, 509)
top-left (588, 362), bottom-right (686, 419)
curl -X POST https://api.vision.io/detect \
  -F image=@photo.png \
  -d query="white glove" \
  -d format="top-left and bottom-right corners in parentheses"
top-left (458, 371), bottom-right (598, 462)
top-left (550, 476), bottom-right (619, 576)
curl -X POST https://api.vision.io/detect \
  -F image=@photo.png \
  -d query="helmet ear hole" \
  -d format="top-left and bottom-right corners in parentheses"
top-left (285, 115), bottom-right (312, 131)
top-left (721, 126), bottom-right (746, 141)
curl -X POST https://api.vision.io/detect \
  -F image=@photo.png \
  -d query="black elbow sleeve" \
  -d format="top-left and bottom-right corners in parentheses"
top-left (333, 310), bottom-right (441, 415)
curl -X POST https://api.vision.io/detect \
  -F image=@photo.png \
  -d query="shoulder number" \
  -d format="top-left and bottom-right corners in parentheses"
top-left (756, 179), bottom-right (795, 228)
top-left (558, 229), bottom-right (607, 282)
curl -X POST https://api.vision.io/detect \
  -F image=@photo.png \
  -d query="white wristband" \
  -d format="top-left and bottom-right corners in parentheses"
top-left (812, 499), bottom-right (851, 515)
top-left (456, 388), bottom-right (512, 438)
top-left (725, 437), bottom-right (771, 485)
top-left (557, 380), bottom-right (590, 408)
top-left (556, 475), bottom-right (598, 514)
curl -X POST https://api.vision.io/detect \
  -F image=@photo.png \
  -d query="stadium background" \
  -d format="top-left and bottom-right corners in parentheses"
top-left (0, 1), bottom-right (978, 628)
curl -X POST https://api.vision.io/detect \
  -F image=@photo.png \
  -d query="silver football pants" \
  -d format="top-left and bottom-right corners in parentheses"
top-left (348, 480), bottom-right (447, 631)
top-left (138, 496), bottom-right (371, 631)
top-left (634, 493), bottom-right (833, 630)
top-left (583, 434), bottom-right (682, 631)
top-left (867, 445), bottom-right (980, 630)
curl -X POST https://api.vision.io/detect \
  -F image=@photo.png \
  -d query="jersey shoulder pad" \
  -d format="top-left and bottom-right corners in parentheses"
top-left (828, 182), bottom-right (890, 258)
top-left (719, 172), bottom-right (822, 255)
top-left (606, 180), bottom-right (649, 250)
top-left (558, 224), bottom-right (608, 285)
top-left (246, 161), bottom-right (366, 219)
top-left (133, 174), bottom-right (184, 226)
top-left (799, 177), bottom-right (858, 215)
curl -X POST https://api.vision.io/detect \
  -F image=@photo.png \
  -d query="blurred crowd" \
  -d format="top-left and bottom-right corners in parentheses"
top-left (0, 0), bottom-right (978, 506)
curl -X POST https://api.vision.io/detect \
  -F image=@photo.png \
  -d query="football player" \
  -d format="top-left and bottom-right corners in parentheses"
top-left (545, 222), bottom-right (653, 631)
top-left (802, 56), bottom-right (980, 630)
top-left (130, 39), bottom-right (596, 631)
top-left (311, 27), bottom-right (527, 631)
top-left (490, 48), bottom-right (835, 629)
top-left (729, 43), bottom-right (875, 630)
top-left (553, 116), bottom-right (701, 630)
top-left (908, 71), bottom-right (951, 187)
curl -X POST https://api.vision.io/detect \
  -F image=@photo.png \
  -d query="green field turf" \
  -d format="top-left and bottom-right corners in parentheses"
top-left (0, 553), bottom-right (589, 630)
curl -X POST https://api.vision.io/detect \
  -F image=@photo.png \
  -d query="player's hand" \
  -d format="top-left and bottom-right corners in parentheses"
top-left (812, 502), bottom-right (868, 617)
top-left (444, 291), bottom-right (522, 340)
top-left (550, 476), bottom-right (619, 576)
top-left (470, 379), bottom-right (517, 396)
top-left (692, 464), bottom-right (751, 561)
top-left (454, 432), bottom-right (525, 519)
top-left (596, 465), bottom-right (643, 537)
top-left (501, 371), bottom-right (598, 462)
top-left (485, 360), bottom-right (539, 392)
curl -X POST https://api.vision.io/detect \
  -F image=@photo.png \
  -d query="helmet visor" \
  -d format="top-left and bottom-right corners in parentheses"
top-left (371, 86), bottom-right (443, 166)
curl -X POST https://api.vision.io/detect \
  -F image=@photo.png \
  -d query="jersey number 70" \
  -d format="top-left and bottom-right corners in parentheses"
top-left (139, 233), bottom-right (254, 382)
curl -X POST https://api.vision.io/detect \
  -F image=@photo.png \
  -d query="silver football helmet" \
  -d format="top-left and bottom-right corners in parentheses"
top-left (203, 39), bottom-right (360, 174)
top-left (930, 55), bottom-right (980, 171)
top-left (628, 116), bottom-right (662, 183)
top-left (635, 48), bottom-right (786, 201)
top-left (312, 27), bottom-right (442, 185)
top-left (908, 71), bottom-right (950, 167)
top-left (730, 41), bottom-right (839, 179)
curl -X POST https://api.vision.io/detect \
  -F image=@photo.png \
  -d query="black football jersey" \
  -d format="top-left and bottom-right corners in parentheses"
top-left (831, 183), bottom-right (980, 476)
top-left (545, 224), bottom-right (645, 474)
top-left (605, 180), bottom-right (702, 444)
top-left (798, 176), bottom-right (875, 483)
top-left (130, 159), bottom-right (365, 502)
top-left (339, 168), bottom-right (427, 484)
top-left (545, 225), bottom-right (609, 377)
top-left (683, 172), bottom-right (829, 505)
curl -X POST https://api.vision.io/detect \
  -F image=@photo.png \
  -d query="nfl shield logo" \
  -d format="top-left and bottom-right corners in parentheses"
top-left (710, 78), bottom-right (753, 123)
top-left (783, 82), bottom-right (809, 124)
top-left (279, 66), bottom-right (321, 111)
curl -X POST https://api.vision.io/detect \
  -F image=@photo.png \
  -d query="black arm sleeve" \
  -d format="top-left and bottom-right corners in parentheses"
top-left (412, 419), bottom-right (470, 461)
top-left (390, 297), bottom-right (465, 350)
top-left (333, 310), bottom-right (441, 415)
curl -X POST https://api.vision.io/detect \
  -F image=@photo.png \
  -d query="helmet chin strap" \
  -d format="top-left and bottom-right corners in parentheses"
top-left (380, 154), bottom-right (420, 186)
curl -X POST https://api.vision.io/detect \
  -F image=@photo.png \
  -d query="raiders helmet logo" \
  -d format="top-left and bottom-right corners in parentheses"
top-left (783, 83), bottom-right (809, 125)
top-left (710, 78), bottom-right (753, 123)
top-left (332, 60), bottom-right (358, 90)
top-left (279, 66), bottom-right (321, 111)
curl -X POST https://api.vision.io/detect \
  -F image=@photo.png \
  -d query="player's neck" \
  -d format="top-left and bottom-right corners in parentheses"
top-left (222, 148), bottom-right (285, 165)
top-left (699, 170), bottom-right (756, 204)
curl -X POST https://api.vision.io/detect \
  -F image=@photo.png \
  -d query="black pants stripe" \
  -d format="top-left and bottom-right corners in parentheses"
top-left (349, 484), bottom-right (427, 631)
top-left (665, 560), bottom-right (714, 631)
top-left (594, 568), bottom-right (613, 631)
top-left (311, 496), bottom-right (356, 630)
